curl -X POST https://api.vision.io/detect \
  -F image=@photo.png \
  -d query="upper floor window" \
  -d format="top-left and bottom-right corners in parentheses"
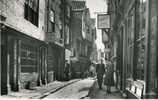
top-left (67, 6), bottom-right (71, 18)
top-left (65, 24), bottom-right (70, 44)
top-left (87, 26), bottom-right (90, 34)
top-left (49, 10), bottom-right (55, 32)
top-left (50, 10), bottom-right (55, 23)
top-left (24, 0), bottom-right (39, 26)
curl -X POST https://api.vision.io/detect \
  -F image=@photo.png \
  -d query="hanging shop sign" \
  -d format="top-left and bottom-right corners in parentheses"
top-left (97, 14), bottom-right (110, 29)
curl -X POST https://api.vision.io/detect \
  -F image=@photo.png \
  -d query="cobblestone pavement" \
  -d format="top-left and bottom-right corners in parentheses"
top-left (1, 79), bottom-right (80, 99)
top-left (89, 80), bottom-right (124, 99)
top-left (43, 78), bottom-right (95, 99)
top-left (1, 78), bottom-right (124, 99)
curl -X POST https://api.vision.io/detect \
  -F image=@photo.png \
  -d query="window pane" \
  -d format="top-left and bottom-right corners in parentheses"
top-left (24, 0), bottom-right (39, 26)
top-left (50, 10), bottom-right (55, 23)
top-left (24, 3), bottom-right (29, 20)
top-left (65, 25), bottom-right (70, 44)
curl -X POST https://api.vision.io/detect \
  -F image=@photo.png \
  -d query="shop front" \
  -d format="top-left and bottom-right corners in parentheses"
top-left (120, 0), bottom-right (158, 98)
top-left (0, 24), bottom-right (48, 94)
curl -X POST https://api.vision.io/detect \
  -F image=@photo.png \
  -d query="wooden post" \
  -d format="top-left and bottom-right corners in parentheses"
top-left (7, 42), bottom-right (11, 93)
top-left (133, 0), bottom-right (139, 81)
top-left (45, 46), bottom-right (48, 84)
top-left (17, 40), bottom-right (21, 90)
top-left (9, 39), bottom-right (18, 91)
top-left (40, 46), bottom-right (43, 85)
top-left (41, 47), bottom-right (45, 85)
top-left (13, 39), bottom-right (18, 91)
top-left (37, 47), bottom-right (42, 86)
top-left (12, 39), bottom-right (21, 91)
top-left (120, 27), bottom-right (125, 91)
top-left (156, 0), bottom-right (158, 92)
top-left (144, 0), bottom-right (150, 94)
top-left (44, 47), bottom-right (48, 84)
top-left (122, 24), bottom-right (127, 92)
top-left (0, 25), bottom-right (1, 95)
top-left (1, 30), bottom-right (9, 95)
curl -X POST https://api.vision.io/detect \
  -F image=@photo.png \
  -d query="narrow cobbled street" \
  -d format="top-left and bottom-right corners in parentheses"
top-left (43, 78), bottom-right (95, 99)
top-left (41, 78), bottom-right (124, 99)
top-left (89, 81), bottom-right (123, 99)
top-left (1, 0), bottom-right (158, 99)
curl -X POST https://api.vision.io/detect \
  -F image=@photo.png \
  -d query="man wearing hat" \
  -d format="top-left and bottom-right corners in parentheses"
top-left (96, 59), bottom-right (105, 89)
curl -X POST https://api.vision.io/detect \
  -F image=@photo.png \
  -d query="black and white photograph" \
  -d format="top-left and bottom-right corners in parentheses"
top-left (0, 0), bottom-right (158, 99)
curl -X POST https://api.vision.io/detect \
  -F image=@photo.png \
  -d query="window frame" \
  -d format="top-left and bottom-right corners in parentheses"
top-left (24, 0), bottom-right (39, 27)
top-left (48, 9), bottom-right (55, 32)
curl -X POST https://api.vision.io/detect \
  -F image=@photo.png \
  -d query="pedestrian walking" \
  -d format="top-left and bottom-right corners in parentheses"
top-left (104, 58), bottom-right (115, 93)
top-left (64, 60), bottom-right (70, 81)
top-left (96, 59), bottom-right (105, 89)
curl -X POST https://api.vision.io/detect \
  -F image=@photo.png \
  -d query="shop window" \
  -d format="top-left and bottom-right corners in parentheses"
top-left (24, 0), bottom-right (39, 26)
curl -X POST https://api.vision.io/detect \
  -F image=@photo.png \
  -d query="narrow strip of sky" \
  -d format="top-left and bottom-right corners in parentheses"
top-left (86, 0), bottom-right (107, 50)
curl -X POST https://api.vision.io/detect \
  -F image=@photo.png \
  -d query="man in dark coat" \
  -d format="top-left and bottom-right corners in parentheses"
top-left (104, 57), bottom-right (115, 93)
top-left (96, 59), bottom-right (105, 89)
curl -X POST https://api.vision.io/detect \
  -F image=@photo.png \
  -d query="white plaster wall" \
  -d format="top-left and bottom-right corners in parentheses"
top-left (0, 0), bottom-right (46, 41)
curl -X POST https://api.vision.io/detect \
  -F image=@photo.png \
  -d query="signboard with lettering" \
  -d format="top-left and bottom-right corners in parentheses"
top-left (97, 14), bottom-right (110, 29)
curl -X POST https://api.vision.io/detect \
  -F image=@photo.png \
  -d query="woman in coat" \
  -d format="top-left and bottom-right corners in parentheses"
top-left (104, 60), bottom-right (115, 93)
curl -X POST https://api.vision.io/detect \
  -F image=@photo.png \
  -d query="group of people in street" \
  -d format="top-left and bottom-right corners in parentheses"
top-left (63, 57), bottom-right (116, 94)
top-left (96, 57), bottom-right (116, 94)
